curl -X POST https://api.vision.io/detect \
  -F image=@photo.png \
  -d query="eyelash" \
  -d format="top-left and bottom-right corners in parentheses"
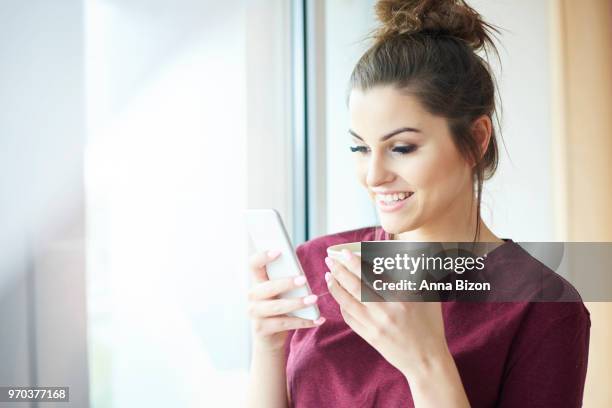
top-left (349, 145), bottom-right (417, 155)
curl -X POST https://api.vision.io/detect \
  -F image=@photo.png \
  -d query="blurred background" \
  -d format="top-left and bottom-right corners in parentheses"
top-left (0, 0), bottom-right (610, 407)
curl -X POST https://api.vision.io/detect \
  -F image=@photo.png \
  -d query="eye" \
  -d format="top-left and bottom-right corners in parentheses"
top-left (349, 144), bottom-right (418, 155)
top-left (349, 145), bottom-right (369, 154)
top-left (392, 145), bottom-right (417, 154)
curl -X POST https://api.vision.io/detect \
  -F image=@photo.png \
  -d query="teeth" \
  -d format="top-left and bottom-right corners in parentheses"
top-left (377, 192), bottom-right (412, 203)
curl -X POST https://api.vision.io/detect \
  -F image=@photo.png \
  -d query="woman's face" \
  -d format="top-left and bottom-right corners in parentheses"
top-left (348, 85), bottom-right (473, 235)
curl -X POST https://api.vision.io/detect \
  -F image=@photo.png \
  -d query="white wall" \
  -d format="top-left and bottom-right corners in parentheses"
top-left (324, 0), bottom-right (553, 241)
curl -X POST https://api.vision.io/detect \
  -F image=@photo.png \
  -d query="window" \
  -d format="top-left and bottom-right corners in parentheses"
top-left (86, 1), bottom-right (250, 406)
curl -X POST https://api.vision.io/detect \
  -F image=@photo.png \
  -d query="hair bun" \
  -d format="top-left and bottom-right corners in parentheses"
top-left (374, 0), bottom-right (497, 50)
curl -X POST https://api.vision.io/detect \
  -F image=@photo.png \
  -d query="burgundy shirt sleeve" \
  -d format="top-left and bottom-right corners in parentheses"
top-left (497, 302), bottom-right (591, 408)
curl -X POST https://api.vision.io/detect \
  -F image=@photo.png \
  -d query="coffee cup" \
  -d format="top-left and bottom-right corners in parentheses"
top-left (326, 242), bottom-right (361, 262)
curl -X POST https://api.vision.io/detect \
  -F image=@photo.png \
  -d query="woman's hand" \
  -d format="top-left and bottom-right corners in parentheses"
top-left (324, 249), bottom-right (450, 380)
top-left (247, 250), bottom-right (326, 353)
top-left (326, 250), bottom-right (471, 407)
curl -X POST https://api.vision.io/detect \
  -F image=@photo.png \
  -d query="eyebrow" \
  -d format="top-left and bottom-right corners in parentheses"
top-left (348, 127), bottom-right (422, 142)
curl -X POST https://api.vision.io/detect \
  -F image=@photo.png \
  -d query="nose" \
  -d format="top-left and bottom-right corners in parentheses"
top-left (365, 153), bottom-right (395, 187)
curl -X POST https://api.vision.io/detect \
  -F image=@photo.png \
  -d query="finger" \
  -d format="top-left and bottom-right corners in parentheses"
top-left (248, 294), bottom-right (319, 317)
top-left (248, 275), bottom-right (308, 301)
top-left (325, 256), bottom-right (361, 299)
top-left (248, 250), bottom-right (281, 283)
top-left (325, 271), bottom-right (365, 318)
top-left (327, 255), bottom-right (386, 303)
top-left (336, 249), bottom-right (362, 278)
top-left (252, 315), bottom-right (326, 336)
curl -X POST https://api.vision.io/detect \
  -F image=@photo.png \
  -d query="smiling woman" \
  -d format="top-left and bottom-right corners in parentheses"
top-left (348, 86), bottom-right (488, 241)
top-left (246, 0), bottom-right (590, 407)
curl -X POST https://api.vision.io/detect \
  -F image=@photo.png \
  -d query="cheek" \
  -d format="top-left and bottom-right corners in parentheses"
top-left (354, 159), bottom-right (369, 186)
top-left (404, 145), bottom-right (470, 194)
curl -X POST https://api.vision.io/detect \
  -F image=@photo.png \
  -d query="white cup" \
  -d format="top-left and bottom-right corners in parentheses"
top-left (326, 242), bottom-right (361, 262)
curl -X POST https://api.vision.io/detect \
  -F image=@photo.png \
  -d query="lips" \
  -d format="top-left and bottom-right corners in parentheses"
top-left (376, 192), bottom-right (414, 213)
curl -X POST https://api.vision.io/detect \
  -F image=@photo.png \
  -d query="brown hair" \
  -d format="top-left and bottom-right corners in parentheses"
top-left (349, 0), bottom-right (502, 241)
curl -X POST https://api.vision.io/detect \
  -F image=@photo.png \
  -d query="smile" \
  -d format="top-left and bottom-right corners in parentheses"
top-left (375, 192), bottom-right (414, 213)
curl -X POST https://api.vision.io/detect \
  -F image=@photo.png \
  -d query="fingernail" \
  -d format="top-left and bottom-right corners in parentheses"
top-left (294, 275), bottom-right (307, 286)
top-left (313, 317), bottom-right (326, 325)
top-left (324, 272), bottom-right (331, 283)
top-left (303, 294), bottom-right (318, 305)
top-left (324, 257), bottom-right (334, 269)
top-left (267, 250), bottom-right (281, 259)
top-left (342, 249), bottom-right (352, 261)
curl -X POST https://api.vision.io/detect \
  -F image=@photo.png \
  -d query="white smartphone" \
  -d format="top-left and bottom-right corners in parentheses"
top-left (245, 208), bottom-right (320, 321)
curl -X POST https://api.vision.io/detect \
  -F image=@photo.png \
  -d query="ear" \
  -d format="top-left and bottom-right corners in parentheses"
top-left (471, 115), bottom-right (492, 166)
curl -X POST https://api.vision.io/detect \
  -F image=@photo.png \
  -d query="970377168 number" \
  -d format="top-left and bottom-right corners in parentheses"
top-left (0, 387), bottom-right (69, 402)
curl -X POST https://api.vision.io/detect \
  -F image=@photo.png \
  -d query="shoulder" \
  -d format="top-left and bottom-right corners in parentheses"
top-left (466, 241), bottom-right (591, 328)
top-left (486, 241), bottom-right (586, 303)
top-left (524, 301), bottom-right (591, 329)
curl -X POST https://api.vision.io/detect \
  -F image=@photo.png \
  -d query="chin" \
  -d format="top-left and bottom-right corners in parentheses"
top-left (379, 216), bottom-right (418, 235)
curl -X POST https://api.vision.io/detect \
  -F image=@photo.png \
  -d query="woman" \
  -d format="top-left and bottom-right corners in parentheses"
top-left (246, 0), bottom-right (590, 406)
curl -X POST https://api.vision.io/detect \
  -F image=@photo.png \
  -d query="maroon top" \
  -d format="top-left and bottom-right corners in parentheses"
top-left (285, 226), bottom-right (590, 408)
